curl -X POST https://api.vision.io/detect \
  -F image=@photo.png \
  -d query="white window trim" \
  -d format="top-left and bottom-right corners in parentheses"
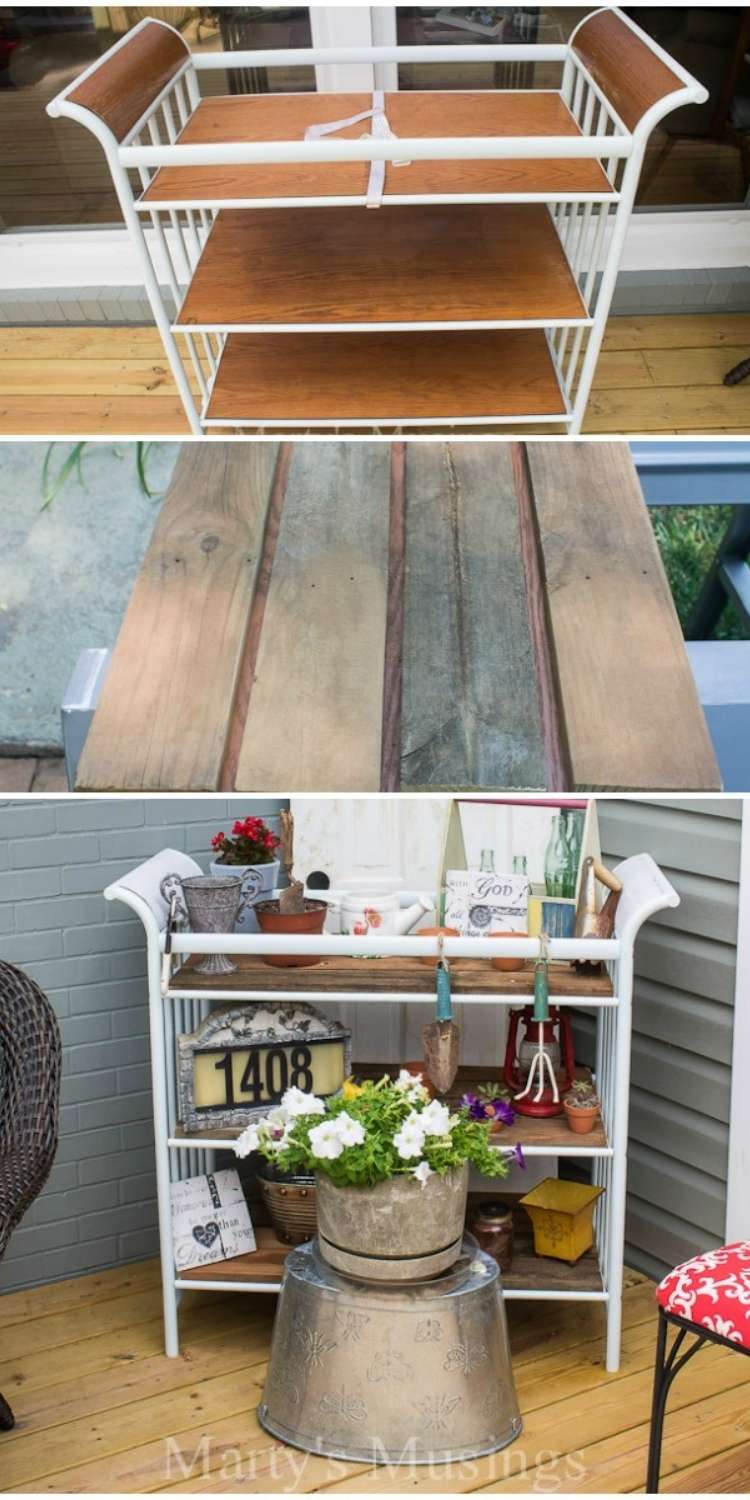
top-left (727, 799), bottom-right (750, 1243)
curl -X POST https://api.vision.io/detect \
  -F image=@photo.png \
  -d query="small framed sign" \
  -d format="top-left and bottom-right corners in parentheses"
top-left (171, 1169), bottom-right (256, 1270)
top-left (177, 1003), bottom-right (351, 1133)
top-left (445, 869), bottom-right (529, 937)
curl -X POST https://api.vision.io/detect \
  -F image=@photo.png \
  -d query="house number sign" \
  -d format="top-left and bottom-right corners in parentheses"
top-left (177, 1003), bottom-right (351, 1132)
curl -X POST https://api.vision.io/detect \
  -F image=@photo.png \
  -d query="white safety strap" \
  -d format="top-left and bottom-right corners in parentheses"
top-left (304, 90), bottom-right (410, 207)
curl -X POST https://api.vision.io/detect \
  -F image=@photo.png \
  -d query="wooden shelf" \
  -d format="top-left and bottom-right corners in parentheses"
top-left (202, 329), bottom-right (567, 425)
top-left (140, 91), bottom-right (616, 208)
top-left (169, 954), bottom-right (613, 999)
top-left (178, 1212), bottom-right (603, 1296)
top-left (178, 1225), bottom-right (289, 1284)
top-left (173, 1061), bottom-right (609, 1155)
top-left (176, 205), bottom-right (588, 331)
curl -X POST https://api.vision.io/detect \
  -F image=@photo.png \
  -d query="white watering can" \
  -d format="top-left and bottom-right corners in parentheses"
top-left (325, 890), bottom-right (433, 937)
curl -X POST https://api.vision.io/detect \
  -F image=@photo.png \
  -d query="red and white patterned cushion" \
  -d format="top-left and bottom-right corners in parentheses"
top-left (656, 1242), bottom-right (750, 1348)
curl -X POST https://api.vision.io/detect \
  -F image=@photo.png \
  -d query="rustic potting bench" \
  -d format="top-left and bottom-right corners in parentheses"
top-left (107, 844), bottom-right (679, 1372)
top-left (46, 8), bottom-right (707, 435)
top-left (76, 440), bottom-right (721, 793)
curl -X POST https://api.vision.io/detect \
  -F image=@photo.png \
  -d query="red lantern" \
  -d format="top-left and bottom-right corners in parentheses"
top-left (503, 1006), bottom-right (576, 1117)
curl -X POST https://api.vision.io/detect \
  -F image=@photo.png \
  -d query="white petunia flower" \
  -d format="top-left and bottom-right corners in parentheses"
top-left (394, 1113), bottom-right (426, 1160)
top-left (396, 1069), bottom-right (423, 1090)
top-left (281, 1086), bottom-right (326, 1118)
top-left (233, 1122), bottom-right (260, 1158)
top-left (333, 1111), bottom-right (366, 1148)
top-left (308, 1120), bottom-right (346, 1160)
top-left (411, 1160), bottom-right (435, 1188)
top-left (420, 1099), bottom-right (452, 1137)
top-left (266, 1106), bottom-right (290, 1141)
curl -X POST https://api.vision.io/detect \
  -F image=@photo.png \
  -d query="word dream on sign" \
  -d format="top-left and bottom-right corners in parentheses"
top-left (171, 1168), bottom-right (256, 1270)
top-left (445, 870), bottom-right (530, 938)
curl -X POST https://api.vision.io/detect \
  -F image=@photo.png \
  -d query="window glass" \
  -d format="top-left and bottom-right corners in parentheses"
top-left (0, 5), bottom-right (314, 229)
top-left (395, 6), bottom-right (750, 207)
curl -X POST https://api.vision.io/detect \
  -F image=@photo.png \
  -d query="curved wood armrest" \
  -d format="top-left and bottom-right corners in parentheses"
top-left (66, 18), bottom-right (189, 141)
top-left (572, 7), bottom-right (687, 132)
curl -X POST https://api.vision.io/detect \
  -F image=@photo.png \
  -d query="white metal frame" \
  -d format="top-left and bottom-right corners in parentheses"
top-left (106, 846), bottom-right (678, 1372)
top-left (46, 8), bottom-right (707, 436)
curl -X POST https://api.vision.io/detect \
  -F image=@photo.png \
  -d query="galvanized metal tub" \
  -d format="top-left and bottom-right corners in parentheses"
top-left (259, 1237), bottom-right (522, 1465)
top-left (316, 1164), bottom-right (468, 1281)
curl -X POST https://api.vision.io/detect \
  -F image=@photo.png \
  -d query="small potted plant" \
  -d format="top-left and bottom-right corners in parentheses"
top-left (210, 815), bottom-right (281, 932)
top-left (562, 1078), bottom-right (601, 1135)
top-left (255, 811), bottom-right (327, 967)
top-left (235, 1072), bottom-right (524, 1278)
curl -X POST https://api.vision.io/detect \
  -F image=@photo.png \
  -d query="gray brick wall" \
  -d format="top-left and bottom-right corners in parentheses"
top-left (0, 797), bottom-right (286, 1292)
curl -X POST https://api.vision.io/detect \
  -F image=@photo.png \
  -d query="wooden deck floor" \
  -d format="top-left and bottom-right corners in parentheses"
top-left (0, 315), bottom-right (749, 437)
top-left (1, 1258), bottom-right (749, 1493)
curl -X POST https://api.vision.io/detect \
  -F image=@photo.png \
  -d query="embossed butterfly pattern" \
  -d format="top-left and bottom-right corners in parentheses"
top-left (318, 1387), bottom-right (368, 1425)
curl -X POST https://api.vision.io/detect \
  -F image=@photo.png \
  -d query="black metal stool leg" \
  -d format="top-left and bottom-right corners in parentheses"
top-left (0, 1391), bottom-right (15, 1431)
top-left (646, 1310), bottom-right (710, 1492)
top-left (646, 1309), bottom-right (669, 1492)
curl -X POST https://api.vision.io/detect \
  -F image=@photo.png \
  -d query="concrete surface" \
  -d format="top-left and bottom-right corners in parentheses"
top-left (0, 442), bottom-right (178, 751)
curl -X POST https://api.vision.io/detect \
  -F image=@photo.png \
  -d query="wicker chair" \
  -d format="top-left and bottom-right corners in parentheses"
top-left (0, 961), bottom-right (62, 1431)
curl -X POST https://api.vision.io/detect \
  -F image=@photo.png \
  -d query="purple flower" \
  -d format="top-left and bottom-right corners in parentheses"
top-left (492, 1099), bottom-right (516, 1127)
top-left (460, 1092), bottom-right (487, 1122)
top-left (506, 1142), bottom-right (526, 1170)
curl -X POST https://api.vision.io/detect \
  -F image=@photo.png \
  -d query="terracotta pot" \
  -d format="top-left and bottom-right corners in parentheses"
top-left (563, 1098), bottom-right (599, 1135)
top-left (315, 1163), bottom-right (469, 1280)
top-left (489, 930), bottom-right (528, 972)
top-left (255, 900), bottom-right (327, 967)
top-left (417, 926), bottom-right (460, 967)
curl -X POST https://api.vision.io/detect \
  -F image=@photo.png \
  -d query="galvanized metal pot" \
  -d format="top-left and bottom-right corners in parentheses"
top-left (316, 1165), bottom-right (469, 1281)
top-left (180, 876), bottom-right (253, 975)
top-left (259, 1237), bottom-right (522, 1464)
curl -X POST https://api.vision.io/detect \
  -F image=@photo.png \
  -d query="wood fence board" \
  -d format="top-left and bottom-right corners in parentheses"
top-left (526, 441), bottom-right (722, 791)
top-left (77, 443), bottom-right (279, 791)
top-left (400, 443), bottom-right (546, 789)
top-left (235, 443), bottom-right (391, 791)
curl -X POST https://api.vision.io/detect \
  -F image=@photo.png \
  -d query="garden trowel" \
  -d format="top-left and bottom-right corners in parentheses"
top-left (422, 940), bottom-right (460, 1095)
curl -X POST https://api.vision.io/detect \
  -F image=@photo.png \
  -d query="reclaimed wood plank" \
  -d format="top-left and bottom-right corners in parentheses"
top-left (235, 443), bottom-right (391, 791)
top-left (171, 955), bottom-right (612, 997)
top-left (400, 443), bottom-right (547, 789)
top-left (77, 443), bottom-right (280, 791)
top-left (526, 442), bottom-right (722, 791)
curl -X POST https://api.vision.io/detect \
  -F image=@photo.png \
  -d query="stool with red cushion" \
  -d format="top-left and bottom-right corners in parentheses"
top-left (647, 1242), bottom-right (750, 1492)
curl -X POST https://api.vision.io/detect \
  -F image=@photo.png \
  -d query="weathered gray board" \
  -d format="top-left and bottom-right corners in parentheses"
top-left (400, 444), bottom-right (546, 790)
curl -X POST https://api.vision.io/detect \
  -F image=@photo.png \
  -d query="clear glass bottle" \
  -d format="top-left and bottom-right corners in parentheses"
top-left (480, 848), bottom-right (495, 873)
top-left (544, 815), bottom-right (571, 897)
top-left (561, 809), bottom-right (584, 897)
top-left (512, 855), bottom-right (528, 877)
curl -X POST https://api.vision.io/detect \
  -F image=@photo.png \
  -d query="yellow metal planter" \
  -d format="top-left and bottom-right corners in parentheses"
top-left (520, 1178), bottom-right (605, 1264)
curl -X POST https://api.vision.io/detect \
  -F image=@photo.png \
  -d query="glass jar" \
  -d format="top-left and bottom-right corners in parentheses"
top-left (544, 815), bottom-right (571, 897)
top-left (473, 1201), bottom-right (514, 1272)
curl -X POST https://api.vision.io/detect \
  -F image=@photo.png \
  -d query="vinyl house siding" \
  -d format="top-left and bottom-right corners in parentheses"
top-left (598, 798), bottom-right (742, 1283)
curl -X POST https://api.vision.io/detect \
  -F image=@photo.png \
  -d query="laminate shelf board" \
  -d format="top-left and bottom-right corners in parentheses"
top-left (139, 91), bottom-right (617, 208)
top-left (175, 204), bottom-right (589, 331)
top-left (168, 954), bottom-right (613, 999)
top-left (202, 329), bottom-right (567, 425)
